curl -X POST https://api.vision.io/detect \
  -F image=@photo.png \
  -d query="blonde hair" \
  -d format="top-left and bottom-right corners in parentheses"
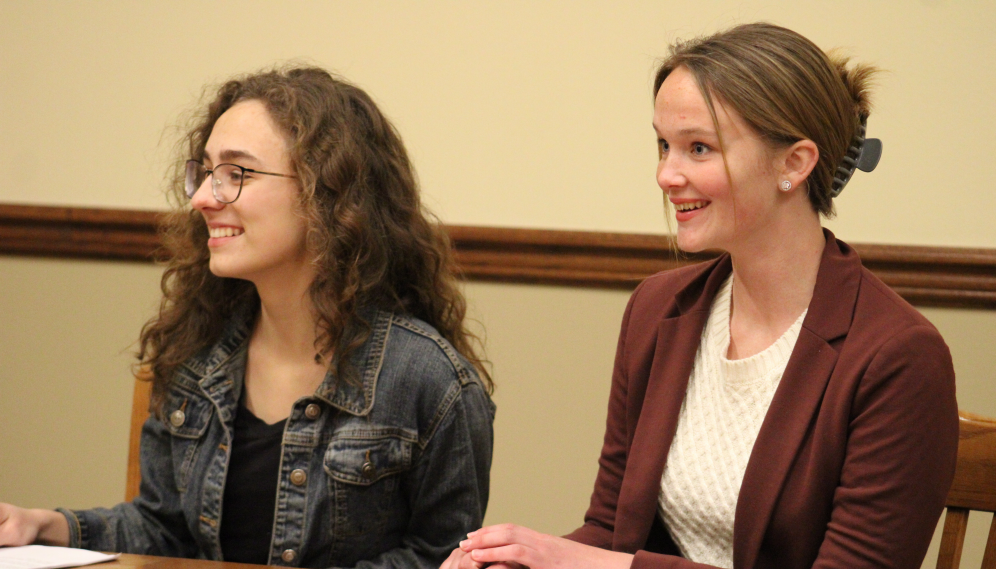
top-left (654, 22), bottom-right (877, 217)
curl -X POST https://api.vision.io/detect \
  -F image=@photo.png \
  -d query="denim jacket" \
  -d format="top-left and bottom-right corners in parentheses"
top-left (59, 307), bottom-right (495, 568)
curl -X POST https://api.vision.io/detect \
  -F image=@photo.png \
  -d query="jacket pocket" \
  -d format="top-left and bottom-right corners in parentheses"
top-left (323, 428), bottom-right (414, 537)
top-left (163, 387), bottom-right (214, 492)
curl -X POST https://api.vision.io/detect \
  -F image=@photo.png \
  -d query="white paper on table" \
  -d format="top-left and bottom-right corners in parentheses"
top-left (0, 546), bottom-right (119, 569)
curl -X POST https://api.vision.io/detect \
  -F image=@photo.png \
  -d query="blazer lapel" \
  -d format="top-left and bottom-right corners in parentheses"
top-left (733, 231), bottom-right (862, 569)
top-left (615, 256), bottom-right (733, 552)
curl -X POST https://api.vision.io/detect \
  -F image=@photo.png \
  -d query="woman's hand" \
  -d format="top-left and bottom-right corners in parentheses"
top-left (440, 546), bottom-right (482, 569)
top-left (0, 503), bottom-right (70, 547)
top-left (451, 524), bottom-right (634, 569)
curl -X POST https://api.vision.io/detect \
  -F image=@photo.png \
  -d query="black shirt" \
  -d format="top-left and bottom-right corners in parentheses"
top-left (219, 400), bottom-right (287, 564)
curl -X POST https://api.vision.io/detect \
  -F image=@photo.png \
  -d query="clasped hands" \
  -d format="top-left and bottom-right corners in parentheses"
top-left (441, 524), bottom-right (634, 569)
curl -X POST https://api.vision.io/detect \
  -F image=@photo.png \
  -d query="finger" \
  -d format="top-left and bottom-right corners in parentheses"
top-left (464, 524), bottom-right (540, 550)
top-left (440, 549), bottom-right (460, 569)
top-left (467, 523), bottom-right (525, 538)
top-left (457, 551), bottom-right (485, 569)
top-left (0, 516), bottom-right (21, 546)
top-left (441, 547), bottom-right (484, 569)
top-left (470, 544), bottom-right (534, 566)
top-left (0, 525), bottom-right (26, 547)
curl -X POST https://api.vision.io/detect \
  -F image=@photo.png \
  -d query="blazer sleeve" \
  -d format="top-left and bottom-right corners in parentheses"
top-left (809, 324), bottom-right (958, 569)
top-left (564, 281), bottom-right (641, 549)
top-left (630, 324), bottom-right (959, 569)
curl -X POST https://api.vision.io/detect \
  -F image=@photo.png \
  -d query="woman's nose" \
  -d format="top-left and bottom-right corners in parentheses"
top-left (189, 177), bottom-right (224, 211)
top-left (656, 154), bottom-right (686, 191)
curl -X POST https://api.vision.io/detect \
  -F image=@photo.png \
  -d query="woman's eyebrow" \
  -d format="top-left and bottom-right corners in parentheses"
top-left (217, 148), bottom-right (260, 164)
top-left (677, 127), bottom-right (716, 137)
top-left (651, 124), bottom-right (716, 138)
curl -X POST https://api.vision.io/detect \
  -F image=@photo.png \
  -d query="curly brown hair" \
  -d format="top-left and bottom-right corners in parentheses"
top-left (139, 66), bottom-right (491, 415)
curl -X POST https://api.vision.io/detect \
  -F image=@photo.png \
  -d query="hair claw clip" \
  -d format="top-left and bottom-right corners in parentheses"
top-left (830, 120), bottom-right (882, 198)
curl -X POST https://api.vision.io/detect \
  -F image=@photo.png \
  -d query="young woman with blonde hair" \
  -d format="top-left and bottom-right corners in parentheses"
top-left (447, 22), bottom-right (957, 569)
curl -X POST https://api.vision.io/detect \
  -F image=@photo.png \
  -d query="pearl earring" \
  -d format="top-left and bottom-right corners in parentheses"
top-left (780, 180), bottom-right (792, 192)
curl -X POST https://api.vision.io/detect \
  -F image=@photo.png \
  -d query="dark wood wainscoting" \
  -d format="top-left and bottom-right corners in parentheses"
top-left (2, 203), bottom-right (995, 309)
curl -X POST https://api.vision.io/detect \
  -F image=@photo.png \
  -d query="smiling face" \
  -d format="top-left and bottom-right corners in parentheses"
top-left (654, 67), bottom-right (786, 255)
top-left (190, 99), bottom-right (313, 287)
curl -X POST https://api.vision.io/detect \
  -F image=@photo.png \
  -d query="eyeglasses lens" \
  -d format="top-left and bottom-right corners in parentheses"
top-left (185, 160), bottom-right (206, 199)
top-left (212, 164), bottom-right (243, 203)
top-left (184, 162), bottom-right (244, 203)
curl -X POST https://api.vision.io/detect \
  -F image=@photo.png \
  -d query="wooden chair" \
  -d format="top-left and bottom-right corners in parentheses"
top-left (936, 411), bottom-right (996, 569)
top-left (126, 378), bottom-right (153, 502)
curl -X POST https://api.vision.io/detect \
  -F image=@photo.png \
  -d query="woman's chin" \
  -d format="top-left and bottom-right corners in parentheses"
top-left (207, 258), bottom-right (242, 280)
top-left (674, 235), bottom-right (708, 254)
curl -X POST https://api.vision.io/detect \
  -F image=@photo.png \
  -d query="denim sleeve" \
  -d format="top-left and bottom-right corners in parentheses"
top-left (57, 415), bottom-right (199, 557)
top-left (349, 379), bottom-right (495, 569)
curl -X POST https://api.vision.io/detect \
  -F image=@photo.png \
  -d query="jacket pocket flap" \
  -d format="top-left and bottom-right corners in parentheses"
top-left (162, 388), bottom-right (213, 439)
top-left (324, 432), bottom-right (412, 486)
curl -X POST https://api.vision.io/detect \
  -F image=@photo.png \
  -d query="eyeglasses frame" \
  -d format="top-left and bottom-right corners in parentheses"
top-left (185, 159), bottom-right (297, 204)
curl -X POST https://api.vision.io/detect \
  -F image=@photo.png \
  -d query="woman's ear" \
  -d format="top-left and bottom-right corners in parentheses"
top-left (780, 139), bottom-right (819, 191)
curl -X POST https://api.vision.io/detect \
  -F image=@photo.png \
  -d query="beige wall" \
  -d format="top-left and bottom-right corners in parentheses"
top-left (1, 1), bottom-right (995, 245)
top-left (2, 1), bottom-right (995, 568)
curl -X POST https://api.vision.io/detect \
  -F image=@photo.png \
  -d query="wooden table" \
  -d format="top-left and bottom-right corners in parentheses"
top-left (107, 554), bottom-right (266, 569)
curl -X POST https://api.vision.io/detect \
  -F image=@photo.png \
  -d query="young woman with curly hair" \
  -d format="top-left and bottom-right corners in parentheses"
top-left (0, 66), bottom-right (495, 569)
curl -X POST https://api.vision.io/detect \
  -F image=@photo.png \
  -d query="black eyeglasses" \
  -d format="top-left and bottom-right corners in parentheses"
top-left (185, 160), bottom-right (296, 204)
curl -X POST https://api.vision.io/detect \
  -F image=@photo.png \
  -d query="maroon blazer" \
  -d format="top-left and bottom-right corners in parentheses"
top-left (566, 231), bottom-right (959, 569)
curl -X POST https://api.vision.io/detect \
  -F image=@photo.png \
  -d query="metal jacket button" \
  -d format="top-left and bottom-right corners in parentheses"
top-left (290, 469), bottom-right (307, 486)
top-left (304, 403), bottom-right (321, 420)
top-left (361, 450), bottom-right (376, 480)
top-left (169, 409), bottom-right (186, 428)
top-left (281, 549), bottom-right (296, 563)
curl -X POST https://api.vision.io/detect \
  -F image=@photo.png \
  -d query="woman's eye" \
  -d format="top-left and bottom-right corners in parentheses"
top-left (658, 139), bottom-right (669, 156)
top-left (691, 143), bottom-right (710, 156)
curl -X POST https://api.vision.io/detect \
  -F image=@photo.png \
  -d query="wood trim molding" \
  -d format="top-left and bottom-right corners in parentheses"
top-left (3, 203), bottom-right (995, 309)
top-left (0, 204), bottom-right (161, 262)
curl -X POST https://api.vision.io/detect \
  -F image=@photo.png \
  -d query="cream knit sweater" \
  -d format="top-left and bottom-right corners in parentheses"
top-left (657, 276), bottom-right (806, 568)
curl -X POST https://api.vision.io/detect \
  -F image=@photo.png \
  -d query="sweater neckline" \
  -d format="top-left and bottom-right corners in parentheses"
top-left (707, 275), bottom-right (807, 385)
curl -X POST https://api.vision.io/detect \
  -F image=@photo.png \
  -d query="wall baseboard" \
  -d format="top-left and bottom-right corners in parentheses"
top-left (2, 203), bottom-right (995, 309)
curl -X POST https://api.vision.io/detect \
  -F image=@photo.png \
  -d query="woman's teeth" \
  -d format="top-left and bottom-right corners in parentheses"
top-left (674, 201), bottom-right (708, 212)
top-left (209, 227), bottom-right (244, 238)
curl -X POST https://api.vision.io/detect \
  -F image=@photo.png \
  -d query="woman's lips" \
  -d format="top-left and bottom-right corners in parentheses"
top-left (673, 200), bottom-right (709, 222)
top-left (207, 226), bottom-right (244, 247)
top-left (209, 227), bottom-right (244, 238)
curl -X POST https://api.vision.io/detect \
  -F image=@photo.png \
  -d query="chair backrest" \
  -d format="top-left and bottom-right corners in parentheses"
top-left (936, 411), bottom-right (996, 569)
top-left (126, 377), bottom-right (153, 502)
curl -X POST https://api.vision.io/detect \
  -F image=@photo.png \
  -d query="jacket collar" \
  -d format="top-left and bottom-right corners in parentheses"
top-left (799, 230), bottom-right (861, 344)
top-left (733, 228), bottom-right (861, 568)
top-left (617, 229), bottom-right (864, 559)
top-left (672, 253), bottom-right (733, 317)
top-left (188, 304), bottom-right (393, 418)
top-left (182, 302), bottom-right (255, 380)
top-left (313, 307), bottom-right (392, 417)
top-left (671, 228), bottom-right (860, 342)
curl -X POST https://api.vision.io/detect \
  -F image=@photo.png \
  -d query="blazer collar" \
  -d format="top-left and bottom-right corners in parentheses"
top-left (672, 228), bottom-right (861, 336)
top-left (734, 229), bottom-right (863, 569)
top-left (616, 229), bottom-right (864, 560)
top-left (800, 229), bottom-right (862, 344)
top-left (673, 254), bottom-right (733, 317)
top-left (615, 255), bottom-right (733, 551)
